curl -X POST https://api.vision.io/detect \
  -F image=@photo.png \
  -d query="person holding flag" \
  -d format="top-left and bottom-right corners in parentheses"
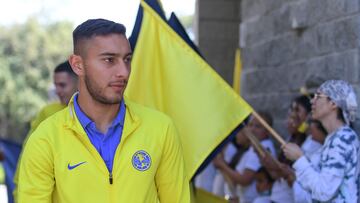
top-left (283, 80), bottom-right (360, 202)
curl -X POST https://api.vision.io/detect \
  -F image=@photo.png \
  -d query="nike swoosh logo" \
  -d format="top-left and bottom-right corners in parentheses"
top-left (68, 161), bottom-right (87, 170)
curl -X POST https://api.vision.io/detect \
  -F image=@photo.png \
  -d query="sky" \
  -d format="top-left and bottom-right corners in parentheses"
top-left (0, 0), bottom-right (196, 34)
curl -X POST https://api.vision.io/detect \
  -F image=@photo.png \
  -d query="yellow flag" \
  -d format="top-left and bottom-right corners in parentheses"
top-left (125, 0), bottom-right (252, 179)
top-left (232, 48), bottom-right (242, 95)
top-left (193, 188), bottom-right (228, 203)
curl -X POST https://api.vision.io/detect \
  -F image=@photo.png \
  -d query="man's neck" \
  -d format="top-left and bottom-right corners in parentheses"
top-left (77, 93), bottom-right (121, 134)
top-left (322, 115), bottom-right (345, 135)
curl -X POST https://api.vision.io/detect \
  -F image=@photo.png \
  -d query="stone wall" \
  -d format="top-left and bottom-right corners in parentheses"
top-left (196, 0), bottom-right (360, 136)
top-left (241, 0), bottom-right (360, 136)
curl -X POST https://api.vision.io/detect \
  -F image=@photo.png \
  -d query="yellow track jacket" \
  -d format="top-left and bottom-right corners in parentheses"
top-left (17, 98), bottom-right (190, 203)
top-left (27, 102), bottom-right (66, 136)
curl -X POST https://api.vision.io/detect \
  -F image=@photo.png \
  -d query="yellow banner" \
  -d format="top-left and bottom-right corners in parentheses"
top-left (125, 0), bottom-right (252, 179)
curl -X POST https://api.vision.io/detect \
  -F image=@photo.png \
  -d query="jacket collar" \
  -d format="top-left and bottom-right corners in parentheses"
top-left (64, 94), bottom-right (141, 140)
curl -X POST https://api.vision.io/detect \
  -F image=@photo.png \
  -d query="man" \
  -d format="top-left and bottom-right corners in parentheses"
top-left (283, 80), bottom-right (359, 202)
top-left (27, 61), bottom-right (78, 135)
top-left (17, 19), bottom-right (190, 203)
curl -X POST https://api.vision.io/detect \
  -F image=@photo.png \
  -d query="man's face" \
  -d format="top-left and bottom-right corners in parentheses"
top-left (255, 172), bottom-right (271, 193)
top-left (292, 102), bottom-right (308, 122)
top-left (81, 34), bottom-right (132, 104)
top-left (235, 130), bottom-right (250, 147)
top-left (54, 72), bottom-right (77, 104)
top-left (248, 117), bottom-right (268, 140)
top-left (311, 91), bottom-right (333, 121)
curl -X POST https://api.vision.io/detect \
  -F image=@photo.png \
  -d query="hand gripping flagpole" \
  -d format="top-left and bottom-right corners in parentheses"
top-left (242, 127), bottom-right (283, 168)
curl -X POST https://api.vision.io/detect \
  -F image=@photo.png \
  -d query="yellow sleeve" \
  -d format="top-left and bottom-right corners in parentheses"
top-left (27, 108), bottom-right (48, 137)
top-left (27, 103), bottom-right (65, 137)
top-left (17, 131), bottom-right (54, 203)
top-left (155, 120), bottom-right (190, 203)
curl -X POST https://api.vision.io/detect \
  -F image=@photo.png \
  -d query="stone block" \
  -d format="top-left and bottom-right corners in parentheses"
top-left (292, 26), bottom-right (319, 61)
top-left (272, 4), bottom-right (293, 35)
top-left (241, 16), bottom-right (275, 47)
top-left (241, 0), bottom-right (296, 21)
top-left (242, 3), bottom-right (292, 47)
top-left (240, 48), bottom-right (256, 69)
top-left (290, 0), bottom-right (360, 28)
top-left (244, 33), bottom-right (298, 67)
top-left (242, 67), bottom-right (295, 94)
top-left (305, 49), bottom-right (359, 83)
top-left (243, 93), bottom-right (296, 118)
top-left (315, 17), bottom-right (360, 55)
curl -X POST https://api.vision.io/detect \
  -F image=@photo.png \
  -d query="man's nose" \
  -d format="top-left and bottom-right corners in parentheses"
top-left (115, 61), bottom-right (129, 77)
top-left (55, 87), bottom-right (62, 95)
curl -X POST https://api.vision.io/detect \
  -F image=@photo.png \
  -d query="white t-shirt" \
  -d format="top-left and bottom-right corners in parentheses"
top-left (293, 137), bottom-right (323, 203)
top-left (270, 178), bottom-right (294, 203)
top-left (195, 162), bottom-right (217, 192)
top-left (253, 196), bottom-right (271, 203)
top-left (301, 135), bottom-right (322, 157)
top-left (212, 143), bottom-right (238, 196)
top-left (233, 139), bottom-right (276, 203)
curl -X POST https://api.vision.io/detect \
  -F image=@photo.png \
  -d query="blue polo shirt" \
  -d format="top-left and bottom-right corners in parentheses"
top-left (73, 94), bottom-right (126, 173)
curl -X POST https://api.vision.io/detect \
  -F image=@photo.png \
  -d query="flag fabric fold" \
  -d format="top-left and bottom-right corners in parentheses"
top-left (125, 0), bottom-right (252, 179)
top-left (232, 48), bottom-right (242, 95)
top-left (167, 13), bottom-right (202, 57)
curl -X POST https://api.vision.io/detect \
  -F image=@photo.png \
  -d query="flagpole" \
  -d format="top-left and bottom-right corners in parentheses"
top-left (251, 111), bottom-right (286, 146)
top-left (242, 127), bottom-right (283, 168)
top-left (242, 127), bottom-right (265, 157)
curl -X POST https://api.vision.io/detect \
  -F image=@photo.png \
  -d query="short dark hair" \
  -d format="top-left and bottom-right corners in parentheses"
top-left (54, 61), bottom-right (76, 77)
top-left (336, 108), bottom-right (348, 126)
top-left (256, 167), bottom-right (274, 183)
top-left (73, 18), bottom-right (126, 55)
top-left (294, 95), bottom-right (311, 113)
top-left (310, 119), bottom-right (327, 135)
top-left (257, 110), bottom-right (273, 127)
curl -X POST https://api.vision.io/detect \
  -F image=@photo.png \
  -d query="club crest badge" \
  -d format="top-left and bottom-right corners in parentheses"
top-left (132, 150), bottom-right (151, 171)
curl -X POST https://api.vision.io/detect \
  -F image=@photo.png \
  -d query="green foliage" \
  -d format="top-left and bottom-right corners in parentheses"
top-left (0, 18), bottom-right (73, 142)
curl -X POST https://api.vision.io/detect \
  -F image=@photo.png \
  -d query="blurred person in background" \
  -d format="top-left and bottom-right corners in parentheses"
top-left (13, 60), bottom-right (78, 202)
top-left (283, 80), bottom-right (359, 203)
top-left (213, 111), bottom-right (276, 203)
top-left (27, 61), bottom-right (78, 136)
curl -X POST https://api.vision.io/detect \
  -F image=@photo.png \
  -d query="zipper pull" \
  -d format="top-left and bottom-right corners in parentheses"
top-left (109, 173), bottom-right (113, 185)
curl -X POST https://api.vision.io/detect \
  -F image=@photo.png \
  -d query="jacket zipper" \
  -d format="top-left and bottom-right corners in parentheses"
top-left (109, 173), bottom-right (113, 184)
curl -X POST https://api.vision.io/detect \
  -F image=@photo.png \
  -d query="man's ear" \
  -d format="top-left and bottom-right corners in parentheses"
top-left (69, 54), bottom-right (84, 76)
top-left (329, 100), bottom-right (338, 111)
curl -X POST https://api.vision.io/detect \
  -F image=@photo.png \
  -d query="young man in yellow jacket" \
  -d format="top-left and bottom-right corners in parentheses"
top-left (17, 18), bottom-right (190, 203)
top-left (27, 61), bottom-right (78, 135)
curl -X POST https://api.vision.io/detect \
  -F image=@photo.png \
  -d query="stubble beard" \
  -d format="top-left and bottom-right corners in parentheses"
top-left (84, 74), bottom-right (123, 105)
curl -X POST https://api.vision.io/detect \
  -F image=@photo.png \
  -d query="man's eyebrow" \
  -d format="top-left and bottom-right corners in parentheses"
top-left (125, 52), bottom-right (133, 57)
top-left (99, 52), bottom-right (118, 57)
top-left (98, 52), bottom-right (132, 57)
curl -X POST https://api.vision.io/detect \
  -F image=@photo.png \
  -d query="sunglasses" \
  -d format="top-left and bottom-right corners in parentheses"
top-left (312, 93), bottom-right (329, 100)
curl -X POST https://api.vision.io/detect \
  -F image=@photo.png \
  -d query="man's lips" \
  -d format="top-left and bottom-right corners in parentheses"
top-left (109, 81), bottom-right (127, 91)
